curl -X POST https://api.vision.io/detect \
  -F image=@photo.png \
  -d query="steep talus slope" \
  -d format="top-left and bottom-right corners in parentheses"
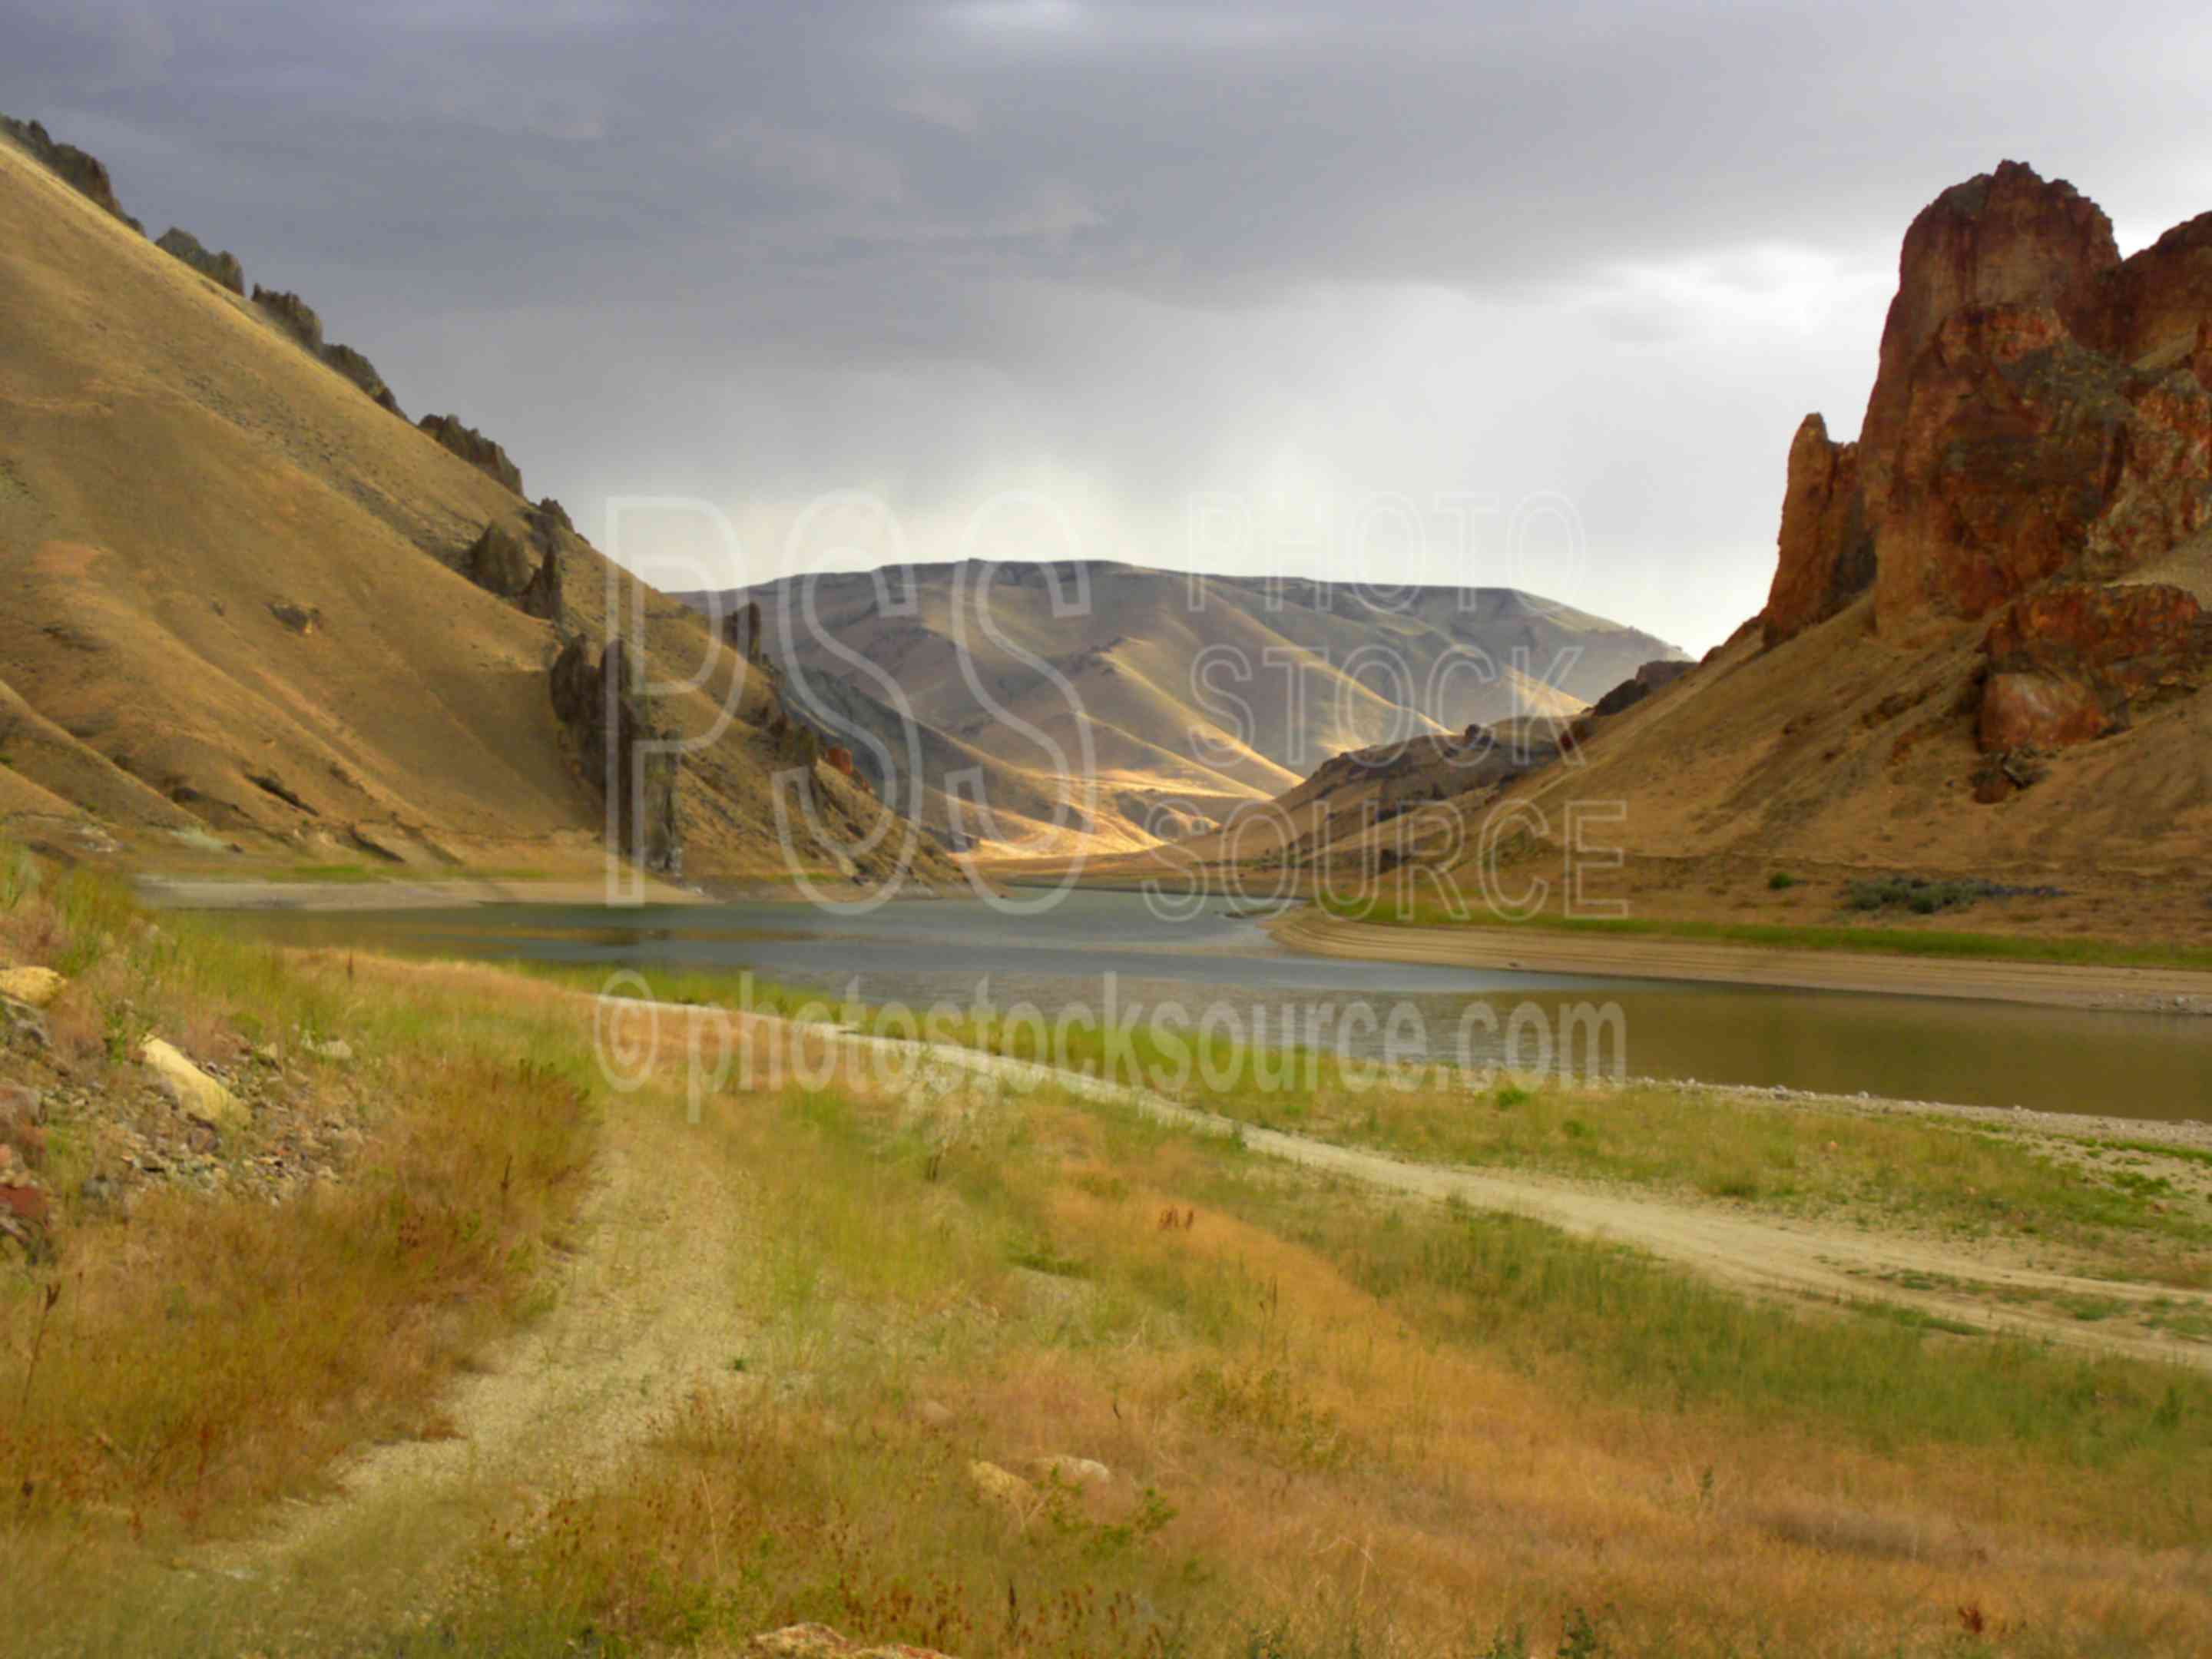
top-left (681, 563), bottom-right (1680, 854)
top-left (0, 130), bottom-right (941, 885)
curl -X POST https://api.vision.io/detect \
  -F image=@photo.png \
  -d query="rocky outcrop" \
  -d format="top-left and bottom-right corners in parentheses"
top-left (550, 637), bottom-right (680, 873)
top-left (723, 598), bottom-right (767, 661)
top-left (1, 114), bottom-right (139, 229)
top-left (465, 515), bottom-right (563, 622)
top-left (1589, 658), bottom-right (1694, 718)
top-left (1978, 582), bottom-right (2209, 749)
top-left (320, 342), bottom-right (402, 416)
top-left (1757, 161), bottom-right (2212, 750)
top-left (2099, 212), bottom-right (2212, 365)
top-left (419, 414), bottom-right (525, 495)
top-left (156, 227), bottom-right (245, 294)
top-left (1763, 416), bottom-right (1871, 644)
top-left (466, 522), bottom-right (536, 596)
top-left (251, 286), bottom-right (324, 353)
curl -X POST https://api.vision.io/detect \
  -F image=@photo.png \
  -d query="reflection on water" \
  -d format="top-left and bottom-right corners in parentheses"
top-left (217, 891), bottom-right (2212, 1121)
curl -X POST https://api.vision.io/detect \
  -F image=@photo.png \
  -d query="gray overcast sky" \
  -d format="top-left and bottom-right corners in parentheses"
top-left (7, 1), bottom-right (2209, 651)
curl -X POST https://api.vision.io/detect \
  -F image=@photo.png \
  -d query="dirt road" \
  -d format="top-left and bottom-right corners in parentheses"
top-left (826, 1025), bottom-right (2212, 1370)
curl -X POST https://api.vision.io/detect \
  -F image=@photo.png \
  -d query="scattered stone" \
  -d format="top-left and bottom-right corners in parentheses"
top-left (269, 601), bottom-right (322, 636)
top-left (155, 227), bottom-right (245, 294)
top-left (304, 1037), bottom-right (353, 1063)
top-left (1033, 1454), bottom-right (1111, 1488)
top-left (137, 1037), bottom-right (248, 1132)
top-left (965, 1459), bottom-right (1038, 1522)
top-left (0, 966), bottom-right (65, 1008)
top-left (750, 1623), bottom-right (959, 1659)
top-left (915, 1399), bottom-right (955, 1431)
top-left (419, 414), bottom-right (525, 495)
top-left (4, 998), bottom-right (51, 1051)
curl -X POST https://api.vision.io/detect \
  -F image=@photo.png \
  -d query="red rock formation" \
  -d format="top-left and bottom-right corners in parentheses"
top-left (1980, 581), bottom-right (2208, 751)
top-left (2100, 212), bottom-right (2212, 364)
top-left (1761, 415), bottom-right (1867, 644)
top-left (1757, 161), bottom-right (2212, 750)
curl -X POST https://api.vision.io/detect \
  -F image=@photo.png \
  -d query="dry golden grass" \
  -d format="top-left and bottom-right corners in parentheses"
top-left (0, 866), bottom-right (597, 1570)
top-left (430, 1041), bottom-right (2212, 1658)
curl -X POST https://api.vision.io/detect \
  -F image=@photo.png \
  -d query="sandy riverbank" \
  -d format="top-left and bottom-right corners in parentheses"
top-left (1269, 906), bottom-right (2212, 1014)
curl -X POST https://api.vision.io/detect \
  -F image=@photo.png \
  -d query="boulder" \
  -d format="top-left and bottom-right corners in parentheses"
top-left (320, 343), bottom-right (403, 416)
top-left (1032, 1454), bottom-right (1111, 1487)
top-left (466, 522), bottom-right (538, 597)
top-left (1978, 672), bottom-right (2108, 751)
top-left (137, 1038), bottom-right (248, 1132)
top-left (270, 601), bottom-right (322, 635)
top-left (1, 114), bottom-right (140, 228)
top-left (965, 1459), bottom-right (1038, 1522)
top-left (0, 966), bottom-right (65, 1008)
top-left (419, 415), bottom-right (525, 495)
top-left (252, 286), bottom-right (325, 353)
top-left (155, 227), bottom-right (245, 294)
top-left (1978, 581), bottom-right (2208, 748)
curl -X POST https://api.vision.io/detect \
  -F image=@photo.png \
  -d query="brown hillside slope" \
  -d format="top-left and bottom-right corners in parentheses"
top-left (1455, 163), bottom-right (2212, 900)
top-left (0, 135), bottom-right (939, 884)
top-left (1080, 164), bottom-right (2210, 932)
top-left (688, 563), bottom-right (1671, 856)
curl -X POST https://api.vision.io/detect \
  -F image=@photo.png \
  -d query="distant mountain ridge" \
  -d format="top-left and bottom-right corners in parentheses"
top-left (678, 560), bottom-right (1685, 854)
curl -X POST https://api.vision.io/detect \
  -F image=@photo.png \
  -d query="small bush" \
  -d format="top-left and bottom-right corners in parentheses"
top-left (1767, 870), bottom-right (1798, 891)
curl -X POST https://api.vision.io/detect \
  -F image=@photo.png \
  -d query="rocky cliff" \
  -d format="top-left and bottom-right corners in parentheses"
top-left (1762, 161), bottom-right (2212, 753)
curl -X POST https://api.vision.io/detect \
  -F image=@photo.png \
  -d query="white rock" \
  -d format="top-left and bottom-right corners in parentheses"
top-left (0, 967), bottom-right (65, 1009)
top-left (1033, 1454), bottom-right (1111, 1488)
top-left (138, 1038), bottom-right (248, 1132)
top-left (966, 1459), bottom-right (1038, 1521)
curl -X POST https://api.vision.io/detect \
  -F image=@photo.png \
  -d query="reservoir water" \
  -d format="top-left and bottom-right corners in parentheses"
top-left (217, 890), bottom-right (2212, 1121)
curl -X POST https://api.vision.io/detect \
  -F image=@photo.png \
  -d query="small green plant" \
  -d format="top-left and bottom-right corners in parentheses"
top-left (1767, 870), bottom-right (1798, 891)
top-left (1555, 1606), bottom-right (1609, 1658)
top-left (102, 1002), bottom-right (146, 1066)
top-left (1495, 1085), bottom-right (1531, 1110)
top-left (0, 843), bottom-right (36, 911)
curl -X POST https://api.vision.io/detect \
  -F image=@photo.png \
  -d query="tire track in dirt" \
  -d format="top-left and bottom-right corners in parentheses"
top-left (824, 1026), bottom-right (2212, 1370)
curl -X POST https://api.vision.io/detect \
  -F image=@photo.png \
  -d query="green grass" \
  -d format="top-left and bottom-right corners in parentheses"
top-left (1319, 891), bottom-right (2212, 972)
top-left (488, 959), bottom-right (2212, 1282)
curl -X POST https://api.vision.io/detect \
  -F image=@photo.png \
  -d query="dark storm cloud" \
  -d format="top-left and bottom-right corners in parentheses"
top-left (5, 1), bottom-right (2207, 648)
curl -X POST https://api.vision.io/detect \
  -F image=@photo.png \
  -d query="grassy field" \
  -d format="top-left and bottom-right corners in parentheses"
top-left (14, 866), bottom-right (2212, 1654)
top-left (429, 1046), bottom-right (2212, 1657)
top-left (1316, 892), bottom-right (2212, 972)
top-left (0, 856), bottom-right (598, 1624)
top-left (528, 960), bottom-right (2212, 1289)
